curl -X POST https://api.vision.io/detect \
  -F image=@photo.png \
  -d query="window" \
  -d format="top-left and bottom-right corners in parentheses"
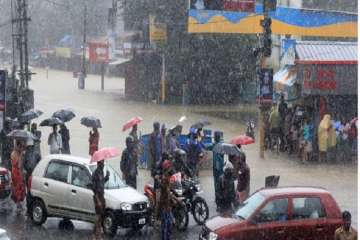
top-left (235, 192), bottom-right (265, 220)
top-left (256, 198), bottom-right (288, 223)
top-left (71, 165), bottom-right (91, 188)
top-left (45, 161), bottom-right (70, 183)
top-left (292, 197), bottom-right (325, 220)
top-left (89, 164), bottom-right (126, 189)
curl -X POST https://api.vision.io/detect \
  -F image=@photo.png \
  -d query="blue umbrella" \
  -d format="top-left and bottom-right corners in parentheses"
top-left (52, 109), bottom-right (76, 122)
top-left (40, 117), bottom-right (63, 127)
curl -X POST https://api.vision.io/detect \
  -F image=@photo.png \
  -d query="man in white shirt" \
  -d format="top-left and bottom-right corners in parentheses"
top-left (48, 125), bottom-right (62, 154)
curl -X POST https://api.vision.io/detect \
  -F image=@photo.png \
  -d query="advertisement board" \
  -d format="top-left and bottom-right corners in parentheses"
top-left (88, 41), bottom-right (109, 64)
top-left (257, 68), bottom-right (273, 104)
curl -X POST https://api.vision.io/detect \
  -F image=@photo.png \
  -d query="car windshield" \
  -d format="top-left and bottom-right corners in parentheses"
top-left (89, 164), bottom-right (126, 189)
top-left (235, 192), bottom-right (265, 220)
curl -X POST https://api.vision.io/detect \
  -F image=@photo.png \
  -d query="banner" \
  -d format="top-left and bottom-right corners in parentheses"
top-left (149, 15), bottom-right (167, 43)
top-left (257, 68), bottom-right (273, 104)
top-left (190, 0), bottom-right (255, 12)
top-left (88, 41), bottom-right (109, 64)
top-left (55, 47), bottom-right (71, 58)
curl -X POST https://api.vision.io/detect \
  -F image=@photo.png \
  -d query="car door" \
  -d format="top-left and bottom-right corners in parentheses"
top-left (245, 197), bottom-right (290, 240)
top-left (287, 196), bottom-right (327, 240)
top-left (42, 160), bottom-right (71, 217)
top-left (67, 164), bottom-right (95, 222)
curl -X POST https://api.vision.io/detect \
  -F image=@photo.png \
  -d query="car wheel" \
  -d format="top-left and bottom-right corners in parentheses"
top-left (102, 210), bottom-right (117, 238)
top-left (31, 199), bottom-right (47, 225)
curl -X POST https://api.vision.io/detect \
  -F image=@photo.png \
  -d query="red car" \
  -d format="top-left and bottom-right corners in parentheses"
top-left (0, 167), bottom-right (11, 199)
top-left (200, 187), bottom-right (343, 240)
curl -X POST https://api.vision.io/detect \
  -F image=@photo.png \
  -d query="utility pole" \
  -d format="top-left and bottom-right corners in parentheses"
top-left (23, 0), bottom-right (30, 88)
top-left (79, 4), bottom-right (87, 90)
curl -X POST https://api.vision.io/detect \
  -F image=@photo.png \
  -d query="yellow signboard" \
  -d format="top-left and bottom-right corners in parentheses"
top-left (55, 47), bottom-right (71, 58)
top-left (149, 15), bottom-right (167, 42)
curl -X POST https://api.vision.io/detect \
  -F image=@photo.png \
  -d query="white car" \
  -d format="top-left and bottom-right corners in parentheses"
top-left (28, 154), bottom-right (149, 237)
top-left (0, 228), bottom-right (10, 240)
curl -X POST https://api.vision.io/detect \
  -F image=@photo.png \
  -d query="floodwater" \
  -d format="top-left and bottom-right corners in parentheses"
top-left (0, 68), bottom-right (357, 239)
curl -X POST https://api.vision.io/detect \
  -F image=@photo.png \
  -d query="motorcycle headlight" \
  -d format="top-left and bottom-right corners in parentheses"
top-left (120, 203), bottom-right (132, 211)
top-left (195, 184), bottom-right (201, 192)
top-left (208, 232), bottom-right (218, 240)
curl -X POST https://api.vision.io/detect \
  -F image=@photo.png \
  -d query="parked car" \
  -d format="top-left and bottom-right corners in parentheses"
top-left (0, 228), bottom-right (10, 240)
top-left (0, 167), bottom-right (11, 200)
top-left (200, 186), bottom-right (343, 240)
top-left (28, 154), bottom-right (150, 237)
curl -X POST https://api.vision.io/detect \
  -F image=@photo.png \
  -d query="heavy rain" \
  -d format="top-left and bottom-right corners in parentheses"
top-left (0, 0), bottom-right (358, 240)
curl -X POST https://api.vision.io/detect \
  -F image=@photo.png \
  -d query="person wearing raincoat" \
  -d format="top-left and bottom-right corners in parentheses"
top-left (318, 114), bottom-right (336, 162)
top-left (120, 136), bottom-right (138, 189)
top-left (269, 105), bottom-right (280, 151)
top-left (59, 124), bottom-right (70, 154)
top-left (216, 161), bottom-right (236, 215)
top-left (89, 127), bottom-right (99, 156)
top-left (209, 132), bottom-right (224, 208)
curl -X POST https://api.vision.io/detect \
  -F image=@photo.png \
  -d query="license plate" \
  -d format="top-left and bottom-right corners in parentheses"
top-left (138, 218), bottom-right (146, 225)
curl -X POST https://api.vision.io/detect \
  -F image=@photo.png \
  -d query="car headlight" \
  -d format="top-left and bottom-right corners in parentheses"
top-left (208, 232), bottom-right (218, 240)
top-left (120, 203), bottom-right (132, 211)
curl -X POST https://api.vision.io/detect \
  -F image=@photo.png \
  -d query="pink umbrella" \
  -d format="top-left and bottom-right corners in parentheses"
top-left (90, 147), bottom-right (120, 163)
top-left (122, 116), bottom-right (143, 132)
top-left (230, 135), bottom-right (255, 145)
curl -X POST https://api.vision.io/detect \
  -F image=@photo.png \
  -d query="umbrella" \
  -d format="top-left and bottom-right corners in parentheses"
top-left (213, 143), bottom-right (242, 156)
top-left (7, 129), bottom-right (35, 140)
top-left (19, 109), bottom-right (43, 123)
top-left (122, 116), bottom-right (143, 132)
top-left (81, 116), bottom-right (102, 128)
top-left (90, 147), bottom-right (120, 163)
top-left (40, 117), bottom-right (63, 127)
top-left (230, 135), bottom-right (255, 145)
top-left (52, 109), bottom-right (76, 122)
top-left (191, 120), bottom-right (211, 129)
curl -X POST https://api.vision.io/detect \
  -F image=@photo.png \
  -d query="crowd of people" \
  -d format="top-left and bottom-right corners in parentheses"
top-left (264, 95), bottom-right (357, 164)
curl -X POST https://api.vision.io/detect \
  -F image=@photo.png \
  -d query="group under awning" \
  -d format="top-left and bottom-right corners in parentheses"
top-left (273, 66), bottom-right (299, 101)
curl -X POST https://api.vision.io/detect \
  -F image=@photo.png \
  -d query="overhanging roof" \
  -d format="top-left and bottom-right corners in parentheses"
top-left (295, 41), bottom-right (358, 64)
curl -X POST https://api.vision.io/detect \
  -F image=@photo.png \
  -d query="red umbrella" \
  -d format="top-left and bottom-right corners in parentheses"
top-left (122, 117), bottom-right (143, 132)
top-left (230, 135), bottom-right (255, 145)
top-left (90, 147), bottom-right (120, 163)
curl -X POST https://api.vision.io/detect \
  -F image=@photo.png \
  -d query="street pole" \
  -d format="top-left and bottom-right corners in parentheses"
top-left (23, 0), bottom-right (30, 88)
top-left (101, 62), bottom-right (105, 91)
top-left (82, 4), bottom-right (87, 89)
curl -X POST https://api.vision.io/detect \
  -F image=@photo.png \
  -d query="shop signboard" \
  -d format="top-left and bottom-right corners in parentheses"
top-left (257, 68), bottom-right (273, 104)
top-left (88, 41), bottom-right (109, 64)
top-left (190, 0), bottom-right (255, 12)
top-left (149, 15), bottom-right (167, 43)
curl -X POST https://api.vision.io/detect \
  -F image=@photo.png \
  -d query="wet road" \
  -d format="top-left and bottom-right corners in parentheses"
top-left (0, 68), bottom-right (357, 239)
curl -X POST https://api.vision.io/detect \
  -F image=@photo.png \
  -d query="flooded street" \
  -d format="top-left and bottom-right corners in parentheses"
top-left (0, 68), bottom-right (357, 239)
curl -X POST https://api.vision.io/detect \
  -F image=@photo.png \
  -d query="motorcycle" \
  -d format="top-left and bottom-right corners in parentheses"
top-left (144, 181), bottom-right (189, 232)
top-left (171, 174), bottom-right (209, 225)
top-left (246, 120), bottom-right (255, 141)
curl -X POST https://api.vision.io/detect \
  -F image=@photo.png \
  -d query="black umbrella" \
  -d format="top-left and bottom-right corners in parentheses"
top-left (52, 109), bottom-right (76, 122)
top-left (19, 109), bottom-right (43, 123)
top-left (81, 116), bottom-right (102, 128)
top-left (40, 117), bottom-right (63, 127)
top-left (213, 143), bottom-right (242, 156)
top-left (7, 129), bottom-right (35, 140)
top-left (191, 120), bottom-right (211, 130)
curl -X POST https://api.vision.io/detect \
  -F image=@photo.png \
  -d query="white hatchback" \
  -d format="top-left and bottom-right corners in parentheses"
top-left (28, 154), bottom-right (149, 237)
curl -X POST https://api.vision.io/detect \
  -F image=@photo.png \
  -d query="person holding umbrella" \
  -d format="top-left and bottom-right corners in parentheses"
top-left (209, 131), bottom-right (224, 208)
top-left (91, 159), bottom-right (110, 239)
top-left (90, 147), bottom-right (118, 239)
top-left (59, 124), bottom-right (71, 154)
top-left (48, 125), bottom-right (62, 154)
top-left (31, 123), bottom-right (42, 162)
top-left (89, 127), bottom-right (99, 156)
top-left (0, 118), bottom-right (14, 169)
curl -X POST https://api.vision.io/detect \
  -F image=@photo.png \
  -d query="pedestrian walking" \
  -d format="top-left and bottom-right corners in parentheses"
top-left (161, 124), bottom-right (167, 154)
top-left (318, 114), bottom-right (336, 162)
top-left (24, 138), bottom-right (38, 214)
top-left (149, 122), bottom-right (162, 173)
top-left (91, 160), bottom-right (110, 239)
top-left (237, 154), bottom-right (250, 205)
top-left (269, 105), bottom-right (280, 152)
top-left (185, 129), bottom-right (203, 177)
top-left (89, 127), bottom-right (99, 156)
top-left (216, 162), bottom-right (236, 215)
top-left (31, 123), bottom-right (42, 162)
top-left (10, 140), bottom-right (26, 212)
top-left (120, 136), bottom-right (138, 189)
top-left (334, 211), bottom-right (357, 240)
top-left (278, 94), bottom-right (288, 151)
top-left (59, 124), bottom-right (70, 154)
top-left (48, 125), bottom-right (62, 154)
top-left (0, 118), bottom-right (14, 169)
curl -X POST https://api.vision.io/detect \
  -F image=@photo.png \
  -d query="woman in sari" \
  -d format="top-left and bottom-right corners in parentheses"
top-left (89, 127), bottom-right (99, 156)
top-left (11, 140), bottom-right (26, 211)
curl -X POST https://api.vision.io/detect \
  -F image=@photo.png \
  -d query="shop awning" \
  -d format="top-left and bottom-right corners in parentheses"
top-left (273, 66), bottom-right (299, 101)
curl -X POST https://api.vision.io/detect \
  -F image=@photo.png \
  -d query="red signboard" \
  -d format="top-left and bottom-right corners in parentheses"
top-left (222, 0), bottom-right (255, 12)
top-left (303, 67), bottom-right (337, 90)
top-left (88, 41), bottom-right (109, 64)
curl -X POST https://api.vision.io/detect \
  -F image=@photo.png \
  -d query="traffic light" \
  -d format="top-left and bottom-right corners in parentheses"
top-left (260, 16), bottom-right (272, 57)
